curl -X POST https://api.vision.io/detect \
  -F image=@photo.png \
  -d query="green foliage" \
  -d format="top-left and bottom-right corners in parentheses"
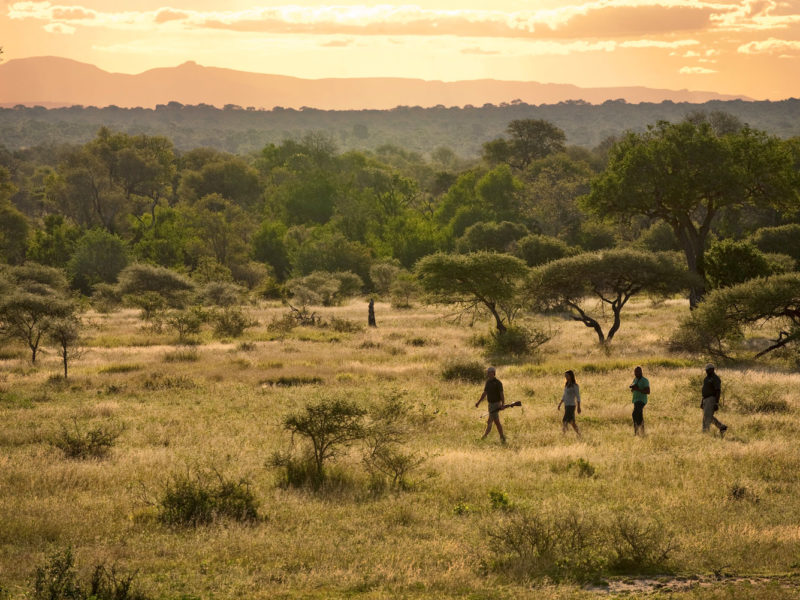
top-left (369, 261), bottom-right (401, 295)
top-left (750, 224), bottom-right (800, 262)
top-left (440, 359), bottom-right (485, 383)
top-left (514, 234), bottom-right (576, 266)
top-left (672, 272), bottom-right (800, 358)
top-left (66, 228), bottom-right (129, 295)
top-left (292, 231), bottom-right (372, 283)
top-left (281, 396), bottom-right (367, 481)
top-left (488, 489), bottom-right (511, 510)
top-left (199, 281), bottom-right (244, 307)
top-left (455, 221), bottom-right (528, 254)
top-left (210, 307), bottom-right (256, 338)
top-left (637, 221), bottom-right (681, 252)
top-left (165, 307), bottom-right (207, 341)
top-left (416, 251), bottom-right (528, 332)
top-left (528, 249), bottom-right (694, 344)
top-left (251, 220), bottom-right (290, 280)
top-left (26, 215), bottom-right (83, 269)
top-left (389, 271), bottom-right (420, 309)
top-left (568, 457), bottom-right (596, 478)
top-left (116, 263), bottom-right (195, 308)
top-left (482, 119), bottom-right (566, 170)
top-left (51, 418), bottom-right (122, 459)
top-left (0, 199), bottom-right (29, 265)
top-left (158, 469), bottom-right (260, 526)
top-left (47, 316), bottom-right (82, 379)
top-left (704, 239), bottom-right (772, 289)
top-left (481, 324), bottom-right (551, 357)
top-left (287, 271), bottom-right (363, 307)
top-left (585, 118), bottom-right (798, 305)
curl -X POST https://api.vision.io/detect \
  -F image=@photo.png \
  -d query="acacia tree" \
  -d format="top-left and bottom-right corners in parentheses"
top-left (48, 316), bottom-right (82, 378)
top-left (482, 119), bottom-right (566, 170)
top-left (672, 273), bottom-right (800, 359)
top-left (527, 249), bottom-right (694, 344)
top-left (585, 119), bottom-right (798, 307)
top-left (0, 264), bottom-right (76, 363)
top-left (415, 251), bottom-right (528, 333)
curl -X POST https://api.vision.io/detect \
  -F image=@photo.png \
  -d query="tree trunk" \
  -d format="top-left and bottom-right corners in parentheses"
top-left (674, 224), bottom-right (707, 309)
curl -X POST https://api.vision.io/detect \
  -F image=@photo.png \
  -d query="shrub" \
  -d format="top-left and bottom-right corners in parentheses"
top-left (165, 306), bottom-right (207, 341)
top-left (362, 393), bottom-right (426, 489)
top-left (441, 359), bottom-right (485, 383)
top-left (32, 547), bottom-right (151, 600)
top-left (750, 223), bottom-right (800, 262)
top-left (609, 515), bottom-right (676, 573)
top-left (158, 469), bottom-right (260, 526)
top-left (266, 313), bottom-right (296, 340)
top-left (568, 457), bottom-right (596, 478)
top-left (67, 228), bottom-right (129, 295)
top-left (163, 348), bottom-right (200, 362)
top-left (210, 307), bottom-right (256, 338)
top-left (199, 281), bottom-right (244, 307)
top-left (390, 271), bottom-right (420, 309)
top-left (514, 234), bottom-right (576, 266)
top-left (489, 489), bottom-right (511, 510)
top-left (281, 397), bottom-right (367, 483)
top-left (484, 325), bottom-right (551, 356)
top-left (52, 419), bottom-right (122, 459)
top-left (705, 239), bottom-right (772, 289)
top-left (261, 376), bottom-right (323, 387)
top-left (328, 316), bottom-right (362, 333)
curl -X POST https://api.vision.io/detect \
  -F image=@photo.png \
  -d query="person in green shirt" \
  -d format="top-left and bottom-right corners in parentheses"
top-left (629, 366), bottom-right (650, 436)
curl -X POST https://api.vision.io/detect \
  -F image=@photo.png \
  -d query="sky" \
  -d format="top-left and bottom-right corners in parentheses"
top-left (1, 0), bottom-right (799, 100)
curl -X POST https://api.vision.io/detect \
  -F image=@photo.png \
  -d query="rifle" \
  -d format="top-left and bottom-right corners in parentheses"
top-left (482, 401), bottom-right (522, 417)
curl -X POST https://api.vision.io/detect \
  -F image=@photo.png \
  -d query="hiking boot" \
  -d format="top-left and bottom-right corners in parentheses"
top-left (500, 437), bottom-right (507, 445)
top-left (719, 425), bottom-right (728, 438)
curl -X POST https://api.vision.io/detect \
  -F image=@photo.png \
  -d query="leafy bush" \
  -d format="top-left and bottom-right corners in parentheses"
top-left (281, 396), bottom-right (367, 483)
top-left (733, 386), bottom-right (791, 414)
top-left (67, 228), bottom-right (129, 295)
top-left (165, 306), bottom-right (207, 341)
top-left (210, 307), bottom-right (256, 338)
top-left (568, 458), bottom-right (596, 478)
top-left (199, 281), bottom-right (244, 307)
top-left (390, 271), bottom-right (420, 309)
top-left (489, 489), bottom-right (511, 510)
top-left (32, 547), bottom-right (151, 600)
top-left (261, 376), bottom-right (323, 387)
top-left (609, 515), bottom-right (677, 573)
top-left (163, 348), bottom-right (200, 362)
top-left (705, 239), bottom-right (772, 289)
top-left (484, 325), bottom-right (551, 356)
top-left (514, 233), bottom-right (576, 266)
top-left (750, 224), bottom-right (800, 262)
top-left (328, 316), bottom-right (362, 333)
top-left (52, 419), bottom-right (122, 459)
top-left (158, 470), bottom-right (260, 526)
top-left (441, 359), bottom-right (485, 383)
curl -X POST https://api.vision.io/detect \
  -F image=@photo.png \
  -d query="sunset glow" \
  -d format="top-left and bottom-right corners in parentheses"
top-left (2, 0), bottom-right (799, 99)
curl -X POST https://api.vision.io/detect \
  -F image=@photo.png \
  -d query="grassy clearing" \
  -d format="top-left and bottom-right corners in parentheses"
top-left (2, 299), bottom-right (800, 599)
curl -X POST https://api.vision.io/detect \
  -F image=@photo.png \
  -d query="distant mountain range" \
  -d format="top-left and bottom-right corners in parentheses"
top-left (0, 56), bottom-right (749, 110)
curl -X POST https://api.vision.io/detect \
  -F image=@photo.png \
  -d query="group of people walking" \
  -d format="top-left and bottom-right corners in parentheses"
top-left (475, 363), bottom-right (728, 442)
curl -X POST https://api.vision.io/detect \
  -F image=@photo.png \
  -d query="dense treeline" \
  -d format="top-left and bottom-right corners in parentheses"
top-left (1, 112), bottom-right (800, 357)
top-left (2, 98), bottom-right (800, 156)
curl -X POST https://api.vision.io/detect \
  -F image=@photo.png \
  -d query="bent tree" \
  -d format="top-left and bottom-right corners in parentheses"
top-left (527, 249), bottom-right (693, 344)
top-left (672, 273), bottom-right (800, 359)
top-left (585, 119), bottom-right (798, 307)
top-left (415, 251), bottom-right (528, 333)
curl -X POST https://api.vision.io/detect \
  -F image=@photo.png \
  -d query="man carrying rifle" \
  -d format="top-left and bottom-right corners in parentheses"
top-left (476, 366), bottom-right (506, 443)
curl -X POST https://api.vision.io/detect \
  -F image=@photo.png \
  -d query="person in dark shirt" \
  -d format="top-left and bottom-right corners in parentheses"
top-left (476, 366), bottom-right (506, 443)
top-left (701, 363), bottom-right (728, 437)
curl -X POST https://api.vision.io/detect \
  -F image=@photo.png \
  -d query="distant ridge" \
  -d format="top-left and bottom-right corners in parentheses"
top-left (0, 56), bottom-right (749, 110)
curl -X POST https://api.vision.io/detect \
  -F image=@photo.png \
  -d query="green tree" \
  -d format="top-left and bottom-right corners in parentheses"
top-left (282, 397), bottom-right (367, 481)
top-left (251, 220), bottom-right (290, 281)
top-left (26, 215), bottom-right (83, 269)
top-left (585, 120), bottom-right (798, 307)
top-left (483, 119), bottom-right (566, 170)
top-left (47, 316), bottom-right (82, 379)
top-left (750, 224), bottom-right (800, 263)
top-left (704, 239), bottom-right (773, 289)
top-left (527, 249), bottom-right (694, 344)
top-left (514, 234), bottom-right (576, 267)
top-left (0, 264), bottom-right (76, 363)
top-left (116, 263), bottom-right (195, 309)
top-left (672, 273), bottom-right (800, 359)
top-left (67, 229), bottom-right (129, 295)
top-left (416, 251), bottom-right (528, 333)
top-left (456, 221), bottom-right (528, 254)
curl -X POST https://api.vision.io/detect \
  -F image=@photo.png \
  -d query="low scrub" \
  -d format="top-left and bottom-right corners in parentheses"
top-left (158, 469), bottom-right (260, 527)
top-left (142, 373), bottom-right (196, 390)
top-left (163, 348), bottom-right (200, 363)
top-left (489, 509), bottom-right (676, 581)
top-left (441, 359), bottom-right (485, 383)
top-left (210, 307), bottom-right (257, 338)
top-left (51, 419), bottom-right (123, 459)
top-left (733, 386), bottom-right (791, 414)
top-left (328, 316), bottom-right (363, 333)
top-left (483, 325), bottom-right (552, 357)
top-left (32, 547), bottom-right (150, 600)
top-left (98, 363), bottom-right (142, 374)
top-left (261, 375), bottom-right (323, 387)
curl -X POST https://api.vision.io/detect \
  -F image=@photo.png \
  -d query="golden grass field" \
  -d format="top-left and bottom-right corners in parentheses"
top-left (2, 298), bottom-right (800, 599)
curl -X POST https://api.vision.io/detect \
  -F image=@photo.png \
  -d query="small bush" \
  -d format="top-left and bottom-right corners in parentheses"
top-left (32, 547), bottom-right (150, 600)
top-left (406, 337), bottom-right (428, 347)
top-left (261, 376), bottom-right (323, 387)
top-left (165, 307), bottom-right (207, 341)
top-left (52, 419), bottom-right (122, 459)
top-left (269, 452), bottom-right (319, 488)
top-left (158, 470), bottom-right (260, 526)
top-left (266, 313), bottom-right (297, 340)
top-left (452, 502), bottom-right (475, 516)
top-left (568, 458), bottom-right (596, 478)
top-left (489, 489), bottom-right (511, 510)
top-left (609, 515), bottom-right (676, 573)
top-left (441, 359), bottom-right (485, 383)
top-left (485, 325), bottom-right (551, 356)
top-left (99, 364), bottom-right (142, 374)
top-left (163, 348), bottom-right (200, 362)
top-left (142, 373), bottom-right (196, 390)
top-left (211, 307), bottom-right (256, 338)
top-left (735, 387), bottom-right (791, 414)
top-left (328, 316), bottom-right (363, 333)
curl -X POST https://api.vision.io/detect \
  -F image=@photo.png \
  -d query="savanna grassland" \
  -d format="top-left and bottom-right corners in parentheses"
top-left (2, 298), bottom-right (800, 599)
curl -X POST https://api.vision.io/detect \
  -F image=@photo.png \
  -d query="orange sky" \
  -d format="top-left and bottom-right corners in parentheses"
top-left (2, 0), bottom-right (799, 99)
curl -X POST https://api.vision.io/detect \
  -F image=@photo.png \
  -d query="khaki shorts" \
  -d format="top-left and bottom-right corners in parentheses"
top-left (488, 401), bottom-right (503, 423)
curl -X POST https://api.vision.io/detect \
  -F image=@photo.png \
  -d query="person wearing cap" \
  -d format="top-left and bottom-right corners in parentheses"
top-left (630, 366), bottom-right (650, 436)
top-left (476, 366), bottom-right (506, 443)
top-left (701, 363), bottom-right (728, 436)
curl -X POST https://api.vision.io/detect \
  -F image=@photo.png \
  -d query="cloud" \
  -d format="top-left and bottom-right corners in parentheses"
top-left (738, 37), bottom-right (800, 53)
top-left (461, 47), bottom-right (501, 55)
top-left (679, 65), bottom-right (717, 73)
top-left (7, 1), bottom-right (799, 43)
top-left (43, 21), bottom-right (75, 33)
top-left (321, 39), bottom-right (355, 47)
top-left (619, 39), bottom-right (700, 48)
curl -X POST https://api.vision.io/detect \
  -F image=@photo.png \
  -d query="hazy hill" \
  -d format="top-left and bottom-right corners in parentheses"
top-left (0, 56), bottom-right (748, 110)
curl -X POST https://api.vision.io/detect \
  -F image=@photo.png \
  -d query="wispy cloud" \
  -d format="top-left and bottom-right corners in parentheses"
top-left (738, 37), bottom-right (800, 53)
top-left (9, 1), bottom-right (796, 39)
top-left (679, 65), bottom-right (717, 73)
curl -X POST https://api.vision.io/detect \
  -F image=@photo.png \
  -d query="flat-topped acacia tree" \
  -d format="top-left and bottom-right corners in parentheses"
top-left (415, 251), bottom-right (528, 333)
top-left (526, 249), bottom-right (695, 345)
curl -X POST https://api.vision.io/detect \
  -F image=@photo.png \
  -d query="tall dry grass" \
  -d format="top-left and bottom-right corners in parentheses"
top-left (1, 298), bottom-right (799, 599)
